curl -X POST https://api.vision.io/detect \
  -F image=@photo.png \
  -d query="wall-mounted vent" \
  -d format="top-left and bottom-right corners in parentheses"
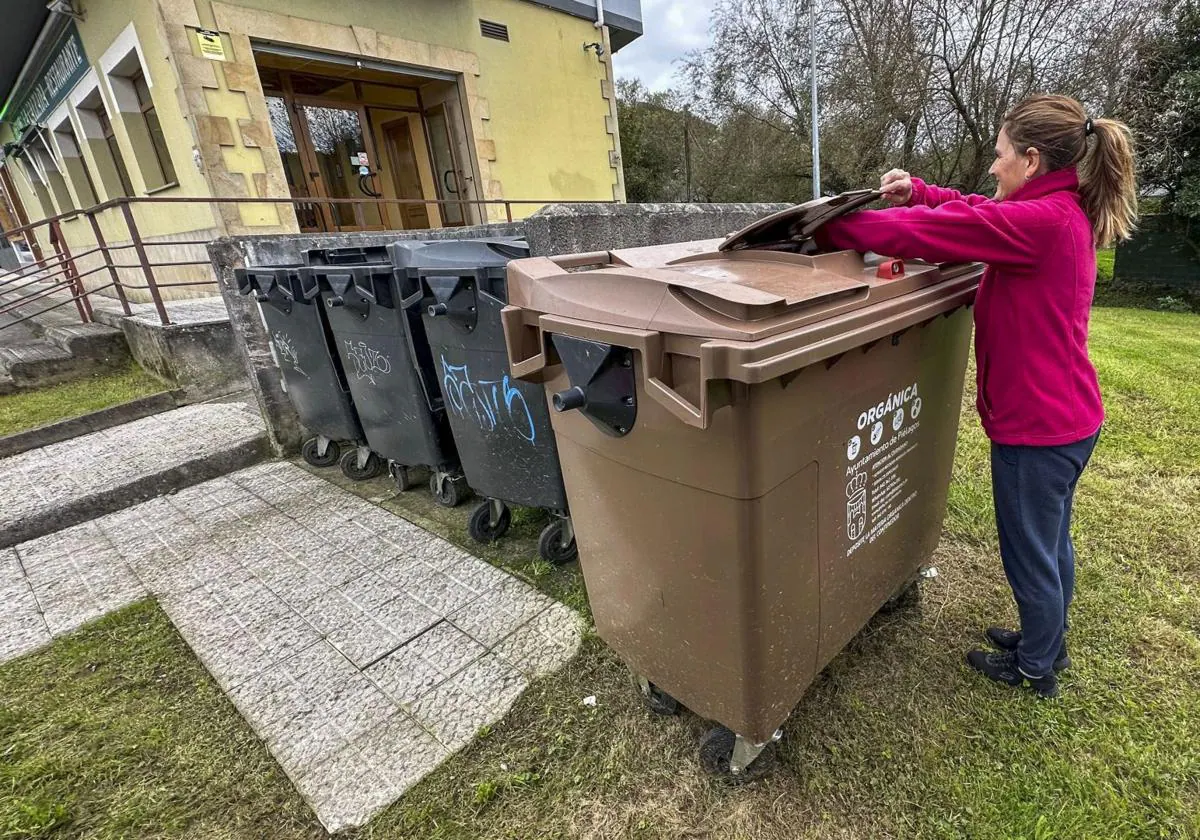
top-left (480, 20), bottom-right (510, 42)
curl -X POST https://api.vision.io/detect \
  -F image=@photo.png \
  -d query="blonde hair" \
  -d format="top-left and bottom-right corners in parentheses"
top-left (1003, 94), bottom-right (1138, 247)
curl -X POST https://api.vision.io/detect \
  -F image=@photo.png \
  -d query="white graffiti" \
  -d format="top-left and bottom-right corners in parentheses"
top-left (344, 340), bottom-right (392, 385)
top-left (441, 356), bottom-right (537, 443)
top-left (272, 330), bottom-right (306, 377)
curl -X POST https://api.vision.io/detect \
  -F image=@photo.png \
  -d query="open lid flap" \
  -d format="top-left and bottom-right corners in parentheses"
top-left (719, 189), bottom-right (882, 253)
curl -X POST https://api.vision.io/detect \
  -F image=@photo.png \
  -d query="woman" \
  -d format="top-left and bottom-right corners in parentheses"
top-left (819, 94), bottom-right (1138, 698)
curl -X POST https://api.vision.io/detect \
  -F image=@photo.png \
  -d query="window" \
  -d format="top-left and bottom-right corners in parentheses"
top-left (26, 133), bottom-right (77, 215)
top-left (52, 117), bottom-right (99, 208)
top-left (131, 69), bottom-right (176, 185)
top-left (18, 157), bottom-right (55, 219)
top-left (97, 107), bottom-right (134, 196)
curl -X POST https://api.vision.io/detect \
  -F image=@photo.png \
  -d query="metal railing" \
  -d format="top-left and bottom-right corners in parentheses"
top-left (0, 195), bottom-right (603, 328)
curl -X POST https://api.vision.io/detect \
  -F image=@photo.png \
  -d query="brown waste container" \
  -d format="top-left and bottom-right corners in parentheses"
top-left (501, 192), bottom-right (985, 779)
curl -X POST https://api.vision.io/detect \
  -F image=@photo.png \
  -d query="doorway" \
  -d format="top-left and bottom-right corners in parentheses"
top-left (256, 56), bottom-right (477, 233)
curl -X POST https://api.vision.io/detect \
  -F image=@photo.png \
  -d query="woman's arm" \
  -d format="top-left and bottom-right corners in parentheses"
top-left (908, 178), bottom-right (993, 209)
top-left (818, 199), bottom-right (1066, 269)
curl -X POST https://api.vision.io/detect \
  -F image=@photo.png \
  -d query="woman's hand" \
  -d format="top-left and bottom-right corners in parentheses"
top-left (880, 169), bottom-right (913, 206)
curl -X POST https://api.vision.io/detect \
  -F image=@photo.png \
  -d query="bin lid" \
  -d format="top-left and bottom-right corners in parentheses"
top-left (388, 238), bottom-right (529, 270)
top-left (505, 189), bottom-right (984, 342)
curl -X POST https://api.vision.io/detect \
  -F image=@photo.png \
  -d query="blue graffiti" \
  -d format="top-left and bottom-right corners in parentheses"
top-left (441, 356), bottom-right (536, 443)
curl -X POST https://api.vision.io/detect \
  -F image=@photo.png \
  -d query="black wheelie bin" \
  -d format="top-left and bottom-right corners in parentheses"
top-left (235, 265), bottom-right (377, 476)
top-left (303, 246), bottom-right (465, 504)
top-left (393, 238), bottom-right (576, 565)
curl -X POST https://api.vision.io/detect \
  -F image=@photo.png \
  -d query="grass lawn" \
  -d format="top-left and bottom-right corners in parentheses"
top-left (1, 307), bottom-right (1197, 839)
top-left (0, 601), bottom-right (324, 839)
top-left (0, 362), bottom-right (166, 438)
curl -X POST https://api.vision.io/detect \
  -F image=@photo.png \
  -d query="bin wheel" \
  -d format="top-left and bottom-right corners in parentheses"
top-left (880, 576), bottom-right (922, 614)
top-left (430, 474), bottom-right (467, 508)
top-left (698, 726), bottom-right (779, 784)
top-left (639, 680), bottom-right (680, 716)
top-left (301, 437), bottom-right (339, 468)
top-left (340, 449), bottom-right (382, 481)
top-left (538, 520), bottom-right (578, 566)
top-left (389, 463), bottom-right (416, 492)
top-left (468, 501), bottom-right (512, 543)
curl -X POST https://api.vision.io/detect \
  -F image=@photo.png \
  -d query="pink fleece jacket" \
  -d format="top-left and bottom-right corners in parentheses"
top-left (820, 167), bottom-right (1104, 446)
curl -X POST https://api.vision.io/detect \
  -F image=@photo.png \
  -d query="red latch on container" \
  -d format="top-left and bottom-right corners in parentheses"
top-left (876, 258), bottom-right (905, 280)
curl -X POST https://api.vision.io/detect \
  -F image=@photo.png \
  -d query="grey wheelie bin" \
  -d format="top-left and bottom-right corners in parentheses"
top-left (501, 191), bottom-right (985, 780)
top-left (235, 265), bottom-right (376, 476)
top-left (393, 238), bottom-right (576, 565)
top-left (303, 246), bottom-right (465, 503)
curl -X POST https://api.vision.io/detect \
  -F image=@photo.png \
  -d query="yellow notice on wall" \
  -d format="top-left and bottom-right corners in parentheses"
top-left (196, 29), bottom-right (227, 61)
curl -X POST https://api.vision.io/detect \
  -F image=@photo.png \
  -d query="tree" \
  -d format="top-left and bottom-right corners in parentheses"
top-left (616, 78), bottom-right (691, 202)
top-left (617, 78), bottom-right (814, 202)
top-left (1126, 1), bottom-right (1200, 221)
top-left (680, 0), bottom-right (1159, 194)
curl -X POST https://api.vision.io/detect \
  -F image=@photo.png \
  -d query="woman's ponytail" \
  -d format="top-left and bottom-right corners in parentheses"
top-left (1078, 118), bottom-right (1139, 247)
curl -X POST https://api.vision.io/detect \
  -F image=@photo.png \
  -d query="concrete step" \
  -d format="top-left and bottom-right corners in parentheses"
top-left (0, 338), bottom-right (123, 391)
top-left (0, 283), bottom-right (133, 391)
top-left (42, 322), bottom-right (130, 360)
top-left (0, 399), bottom-right (270, 548)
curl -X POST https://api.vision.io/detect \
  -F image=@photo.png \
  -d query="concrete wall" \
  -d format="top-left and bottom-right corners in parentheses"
top-left (211, 203), bottom-right (788, 454)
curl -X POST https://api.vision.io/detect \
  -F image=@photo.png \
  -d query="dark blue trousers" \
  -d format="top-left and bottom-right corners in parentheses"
top-left (990, 431), bottom-right (1099, 677)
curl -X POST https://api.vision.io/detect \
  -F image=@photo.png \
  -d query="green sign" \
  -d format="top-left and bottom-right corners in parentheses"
top-left (8, 25), bottom-right (88, 134)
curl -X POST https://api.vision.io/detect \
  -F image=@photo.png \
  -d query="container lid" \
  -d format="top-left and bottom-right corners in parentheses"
top-left (509, 246), bottom-right (955, 342)
top-left (388, 238), bottom-right (529, 270)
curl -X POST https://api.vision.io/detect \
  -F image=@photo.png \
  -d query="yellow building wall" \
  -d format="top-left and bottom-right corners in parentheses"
top-left (469, 0), bottom-right (620, 214)
top-left (3, 0), bottom-right (626, 301)
top-left (1, 0), bottom-right (226, 301)
top-left (203, 0), bottom-right (623, 221)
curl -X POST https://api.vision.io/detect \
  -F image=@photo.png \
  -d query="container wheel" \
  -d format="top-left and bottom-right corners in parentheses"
top-left (301, 437), bottom-right (339, 468)
top-left (698, 726), bottom-right (779, 784)
top-left (537, 520), bottom-right (578, 566)
top-left (430, 473), bottom-right (467, 508)
top-left (468, 501), bottom-right (512, 543)
top-left (639, 679), bottom-right (680, 716)
top-left (389, 463), bottom-right (416, 492)
top-left (339, 449), bottom-right (382, 481)
top-left (880, 576), bottom-right (922, 614)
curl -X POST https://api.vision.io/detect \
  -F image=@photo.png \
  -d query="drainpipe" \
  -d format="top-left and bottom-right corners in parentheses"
top-left (595, 0), bottom-right (605, 28)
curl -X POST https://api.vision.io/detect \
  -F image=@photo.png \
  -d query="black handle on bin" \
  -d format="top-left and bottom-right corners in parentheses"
top-left (553, 386), bottom-right (587, 412)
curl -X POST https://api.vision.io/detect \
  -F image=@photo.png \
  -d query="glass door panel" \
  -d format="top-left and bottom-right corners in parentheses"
top-left (299, 104), bottom-right (384, 229)
top-left (424, 105), bottom-right (465, 226)
top-left (266, 96), bottom-right (322, 231)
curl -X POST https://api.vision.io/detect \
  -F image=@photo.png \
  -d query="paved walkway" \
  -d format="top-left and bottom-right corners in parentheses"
top-left (0, 401), bottom-right (268, 547)
top-left (0, 461), bottom-right (582, 832)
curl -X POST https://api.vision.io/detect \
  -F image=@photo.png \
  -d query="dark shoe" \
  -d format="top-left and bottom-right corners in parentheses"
top-left (966, 649), bottom-right (1059, 698)
top-left (985, 627), bottom-right (1072, 672)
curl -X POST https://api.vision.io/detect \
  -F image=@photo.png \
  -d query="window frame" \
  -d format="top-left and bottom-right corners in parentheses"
top-left (130, 67), bottom-right (176, 187)
top-left (96, 106), bottom-right (135, 197)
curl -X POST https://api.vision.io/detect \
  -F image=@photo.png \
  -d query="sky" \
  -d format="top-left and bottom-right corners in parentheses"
top-left (611, 0), bottom-right (716, 92)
